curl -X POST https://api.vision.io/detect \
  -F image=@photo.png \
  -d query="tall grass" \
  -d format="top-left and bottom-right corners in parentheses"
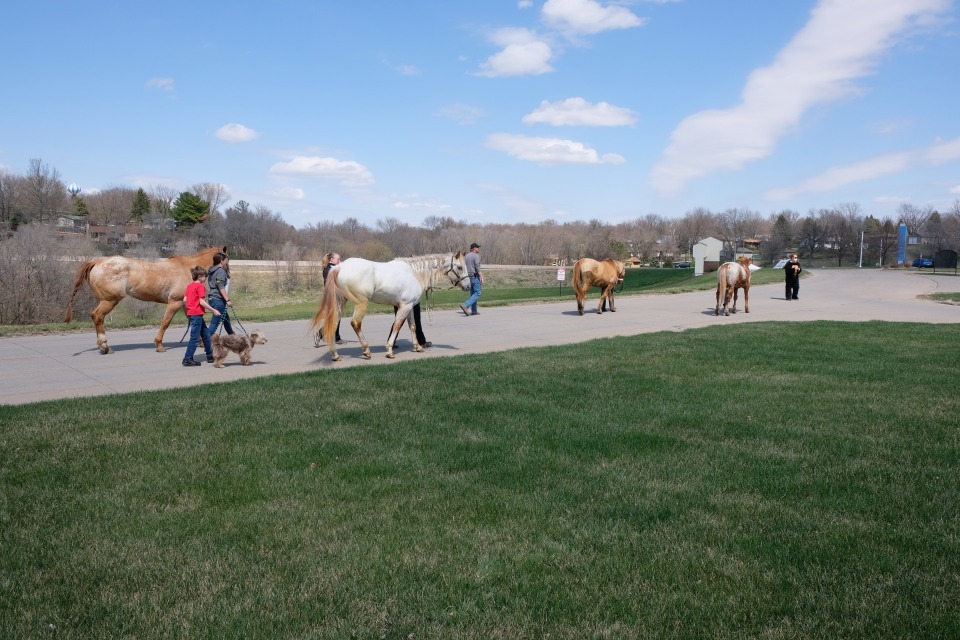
top-left (3, 322), bottom-right (956, 638)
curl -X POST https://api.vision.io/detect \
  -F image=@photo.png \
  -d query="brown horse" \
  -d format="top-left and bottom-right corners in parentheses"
top-left (572, 258), bottom-right (626, 316)
top-left (715, 256), bottom-right (752, 316)
top-left (64, 245), bottom-right (227, 354)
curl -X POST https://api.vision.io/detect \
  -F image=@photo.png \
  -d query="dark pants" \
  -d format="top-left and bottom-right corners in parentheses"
top-left (391, 304), bottom-right (427, 345)
top-left (785, 279), bottom-right (800, 300)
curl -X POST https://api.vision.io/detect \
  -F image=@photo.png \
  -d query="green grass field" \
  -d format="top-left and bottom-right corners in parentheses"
top-left (2, 321), bottom-right (958, 638)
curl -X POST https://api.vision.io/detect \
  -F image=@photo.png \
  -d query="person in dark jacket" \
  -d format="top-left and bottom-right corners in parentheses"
top-left (784, 253), bottom-right (802, 300)
top-left (205, 252), bottom-right (233, 337)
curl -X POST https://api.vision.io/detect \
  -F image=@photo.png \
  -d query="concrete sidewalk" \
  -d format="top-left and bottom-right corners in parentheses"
top-left (2, 269), bottom-right (957, 405)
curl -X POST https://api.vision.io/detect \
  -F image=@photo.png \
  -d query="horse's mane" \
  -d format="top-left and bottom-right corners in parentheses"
top-left (393, 253), bottom-right (461, 290)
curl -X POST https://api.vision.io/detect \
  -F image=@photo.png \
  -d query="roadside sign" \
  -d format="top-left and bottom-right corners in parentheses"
top-left (557, 268), bottom-right (565, 281)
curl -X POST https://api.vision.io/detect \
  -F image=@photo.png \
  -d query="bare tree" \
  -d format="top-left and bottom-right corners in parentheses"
top-left (23, 159), bottom-right (66, 226)
top-left (85, 187), bottom-right (137, 226)
top-left (797, 211), bottom-right (827, 258)
top-left (190, 182), bottom-right (230, 216)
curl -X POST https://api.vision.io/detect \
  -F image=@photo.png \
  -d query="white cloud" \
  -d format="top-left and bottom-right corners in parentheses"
top-left (950, 185), bottom-right (960, 195)
top-left (437, 103), bottom-right (487, 125)
top-left (146, 77), bottom-right (174, 92)
top-left (477, 182), bottom-right (546, 220)
top-left (398, 64), bottom-right (421, 76)
top-left (391, 199), bottom-right (453, 212)
top-left (486, 133), bottom-right (625, 165)
top-left (650, 0), bottom-right (950, 196)
top-left (541, 0), bottom-right (647, 35)
top-left (216, 123), bottom-right (260, 143)
top-left (518, 0), bottom-right (534, 8)
top-left (522, 97), bottom-right (637, 126)
top-left (766, 136), bottom-right (960, 200)
top-left (269, 156), bottom-right (374, 188)
top-left (271, 186), bottom-right (305, 200)
top-left (476, 28), bottom-right (554, 77)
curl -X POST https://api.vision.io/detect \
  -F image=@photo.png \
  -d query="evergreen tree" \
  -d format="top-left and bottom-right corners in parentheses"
top-left (170, 191), bottom-right (210, 227)
top-left (131, 188), bottom-right (151, 223)
top-left (74, 197), bottom-right (89, 217)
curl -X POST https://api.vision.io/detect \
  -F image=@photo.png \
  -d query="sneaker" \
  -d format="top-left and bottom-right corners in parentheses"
top-left (182, 360), bottom-right (201, 367)
top-left (206, 356), bottom-right (215, 363)
top-left (460, 304), bottom-right (470, 317)
top-left (336, 339), bottom-right (345, 345)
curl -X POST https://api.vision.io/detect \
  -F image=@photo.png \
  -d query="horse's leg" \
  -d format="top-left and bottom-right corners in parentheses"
top-left (91, 298), bottom-right (121, 354)
top-left (743, 285), bottom-right (750, 313)
top-left (608, 288), bottom-right (616, 313)
top-left (386, 303), bottom-right (413, 359)
top-left (576, 288), bottom-right (584, 316)
top-left (154, 300), bottom-right (184, 352)
top-left (349, 303), bottom-right (371, 359)
top-left (404, 306), bottom-right (424, 353)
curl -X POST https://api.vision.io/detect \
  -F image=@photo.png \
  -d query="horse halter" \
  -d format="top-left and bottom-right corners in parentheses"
top-left (444, 254), bottom-right (470, 288)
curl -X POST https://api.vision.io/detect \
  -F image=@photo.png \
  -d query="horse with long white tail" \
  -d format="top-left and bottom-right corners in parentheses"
top-left (311, 252), bottom-right (471, 361)
top-left (715, 256), bottom-right (753, 316)
top-left (64, 245), bottom-right (227, 354)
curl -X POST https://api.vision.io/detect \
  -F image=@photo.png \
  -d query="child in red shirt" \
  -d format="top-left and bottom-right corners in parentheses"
top-left (182, 265), bottom-right (221, 366)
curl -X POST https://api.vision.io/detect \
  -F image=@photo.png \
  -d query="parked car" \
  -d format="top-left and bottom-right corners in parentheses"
top-left (912, 257), bottom-right (934, 268)
top-left (674, 261), bottom-right (691, 268)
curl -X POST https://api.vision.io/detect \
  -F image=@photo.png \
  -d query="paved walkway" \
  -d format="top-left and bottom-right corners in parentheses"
top-left (2, 269), bottom-right (957, 405)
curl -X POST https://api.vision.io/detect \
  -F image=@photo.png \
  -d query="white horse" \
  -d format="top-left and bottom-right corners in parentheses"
top-left (311, 252), bottom-right (471, 361)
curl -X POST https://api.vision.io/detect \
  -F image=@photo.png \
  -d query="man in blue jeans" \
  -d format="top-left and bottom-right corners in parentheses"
top-left (460, 242), bottom-right (483, 316)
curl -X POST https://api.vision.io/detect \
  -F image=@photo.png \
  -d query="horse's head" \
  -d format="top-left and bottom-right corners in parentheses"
top-left (445, 252), bottom-right (471, 291)
top-left (615, 261), bottom-right (626, 283)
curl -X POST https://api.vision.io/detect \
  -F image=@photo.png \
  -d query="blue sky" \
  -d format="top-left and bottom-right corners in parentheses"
top-left (2, 0), bottom-right (958, 229)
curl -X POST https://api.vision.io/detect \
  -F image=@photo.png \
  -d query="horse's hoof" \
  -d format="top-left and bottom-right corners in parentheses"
top-left (386, 353), bottom-right (395, 359)
top-left (363, 353), bottom-right (372, 360)
top-left (99, 346), bottom-right (113, 355)
top-left (332, 355), bottom-right (341, 362)
top-left (578, 310), bottom-right (584, 316)
top-left (155, 345), bottom-right (166, 352)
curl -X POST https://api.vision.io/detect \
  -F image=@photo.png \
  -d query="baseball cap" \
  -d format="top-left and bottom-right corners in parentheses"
top-left (470, 242), bottom-right (481, 249)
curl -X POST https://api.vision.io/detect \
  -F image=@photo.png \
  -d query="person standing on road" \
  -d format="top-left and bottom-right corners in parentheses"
top-left (460, 242), bottom-right (483, 317)
top-left (784, 253), bottom-right (802, 300)
top-left (182, 266), bottom-right (220, 366)
top-left (319, 252), bottom-right (344, 344)
top-left (206, 252), bottom-right (233, 337)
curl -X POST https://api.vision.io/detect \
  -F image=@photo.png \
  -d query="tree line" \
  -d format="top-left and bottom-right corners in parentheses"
top-left (3, 158), bottom-right (959, 268)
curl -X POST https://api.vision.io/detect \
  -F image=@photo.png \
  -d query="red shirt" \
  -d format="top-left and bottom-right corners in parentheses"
top-left (184, 281), bottom-right (206, 316)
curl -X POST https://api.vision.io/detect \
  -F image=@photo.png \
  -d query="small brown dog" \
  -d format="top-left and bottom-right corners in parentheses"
top-left (211, 330), bottom-right (268, 368)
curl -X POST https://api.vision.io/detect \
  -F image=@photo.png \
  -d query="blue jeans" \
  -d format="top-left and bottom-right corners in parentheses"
top-left (207, 297), bottom-right (233, 336)
top-left (464, 276), bottom-right (482, 314)
top-left (183, 315), bottom-right (212, 362)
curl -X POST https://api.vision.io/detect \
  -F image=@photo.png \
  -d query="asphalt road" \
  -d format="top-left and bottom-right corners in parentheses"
top-left (2, 269), bottom-right (957, 405)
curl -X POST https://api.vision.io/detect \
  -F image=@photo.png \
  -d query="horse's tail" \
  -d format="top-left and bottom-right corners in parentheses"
top-left (572, 261), bottom-right (584, 296)
top-left (311, 269), bottom-right (342, 342)
top-left (64, 259), bottom-right (97, 323)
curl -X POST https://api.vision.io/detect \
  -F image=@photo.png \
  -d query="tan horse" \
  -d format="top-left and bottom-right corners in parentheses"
top-left (572, 258), bottom-right (626, 316)
top-left (64, 246), bottom-right (227, 354)
top-left (715, 256), bottom-right (752, 316)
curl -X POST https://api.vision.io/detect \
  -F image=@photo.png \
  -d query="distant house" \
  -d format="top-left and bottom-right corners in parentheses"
top-left (626, 256), bottom-right (644, 268)
top-left (87, 224), bottom-right (144, 247)
top-left (692, 237), bottom-right (723, 276)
